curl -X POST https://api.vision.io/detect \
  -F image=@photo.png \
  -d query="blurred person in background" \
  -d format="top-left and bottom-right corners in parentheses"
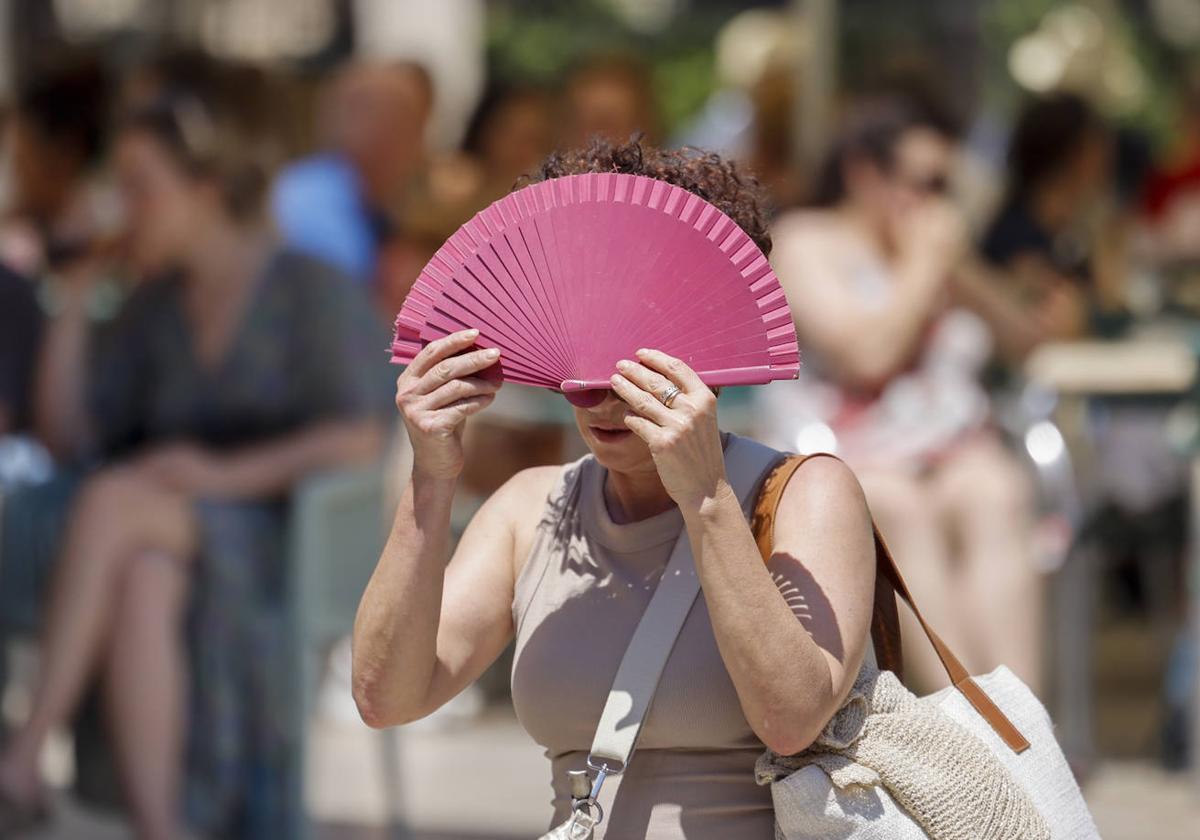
top-left (560, 54), bottom-right (661, 149)
top-left (446, 82), bottom-right (570, 497)
top-left (0, 53), bottom-right (115, 277)
top-left (760, 99), bottom-right (1046, 695)
top-left (1142, 71), bottom-right (1200, 262)
top-left (459, 82), bottom-right (556, 205)
top-left (384, 82), bottom-right (556, 319)
top-left (271, 60), bottom-right (433, 290)
top-left (981, 92), bottom-right (1109, 337)
top-left (747, 64), bottom-right (807, 210)
top-left (0, 85), bottom-right (390, 838)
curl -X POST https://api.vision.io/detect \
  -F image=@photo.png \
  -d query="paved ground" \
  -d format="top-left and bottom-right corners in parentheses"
top-left (19, 703), bottom-right (1200, 840)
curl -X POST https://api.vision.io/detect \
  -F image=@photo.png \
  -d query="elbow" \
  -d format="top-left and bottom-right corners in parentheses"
top-left (351, 676), bottom-right (416, 730)
top-left (752, 692), bottom-right (836, 756)
top-left (757, 716), bottom-right (822, 757)
top-left (350, 655), bottom-right (420, 729)
top-left (819, 341), bottom-right (906, 392)
top-left (838, 356), bottom-right (896, 393)
top-left (350, 674), bottom-right (394, 729)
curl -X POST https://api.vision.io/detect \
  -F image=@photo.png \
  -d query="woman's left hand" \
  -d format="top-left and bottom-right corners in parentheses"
top-left (610, 348), bottom-right (727, 510)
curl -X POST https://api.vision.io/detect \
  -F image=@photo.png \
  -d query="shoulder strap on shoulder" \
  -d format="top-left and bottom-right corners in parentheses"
top-left (587, 434), bottom-right (784, 769)
top-left (751, 452), bottom-right (1031, 754)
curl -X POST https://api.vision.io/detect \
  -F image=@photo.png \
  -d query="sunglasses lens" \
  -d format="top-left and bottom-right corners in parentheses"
top-left (564, 389), bottom-right (609, 408)
top-left (925, 174), bottom-right (949, 195)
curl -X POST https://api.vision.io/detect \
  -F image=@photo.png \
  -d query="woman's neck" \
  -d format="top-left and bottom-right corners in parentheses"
top-left (602, 432), bottom-right (729, 523)
top-left (603, 464), bottom-right (677, 523)
top-left (181, 219), bottom-right (269, 291)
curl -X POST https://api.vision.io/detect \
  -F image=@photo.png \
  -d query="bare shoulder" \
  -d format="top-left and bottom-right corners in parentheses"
top-left (780, 455), bottom-right (868, 514)
top-left (770, 211), bottom-right (849, 279)
top-left (490, 464), bottom-right (565, 571)
top-left (493, 464), bottom-right (561, 505)
top-left (772, 209), bottom-right (846, 249)
top-left (774, 455), bottom-right (874, 568)
top-left (447, 463), bottom-right (564, 595)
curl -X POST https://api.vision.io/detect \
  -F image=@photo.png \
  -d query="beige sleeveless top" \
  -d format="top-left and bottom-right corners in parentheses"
top-left (511, 432), bottom-right (781, 838)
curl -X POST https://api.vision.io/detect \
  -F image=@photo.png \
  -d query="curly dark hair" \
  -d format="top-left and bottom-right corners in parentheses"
top-left (530, 137), bottom-right (773, 255)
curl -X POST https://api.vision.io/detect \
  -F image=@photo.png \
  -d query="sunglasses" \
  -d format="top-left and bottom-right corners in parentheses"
top-left (897, 171), bottom-right (950, 196)
top-left (563, 388), bottom-right (611, 408)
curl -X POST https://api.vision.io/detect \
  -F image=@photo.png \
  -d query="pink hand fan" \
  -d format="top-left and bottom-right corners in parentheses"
top-left (391, 172), bottom-right (800, 406)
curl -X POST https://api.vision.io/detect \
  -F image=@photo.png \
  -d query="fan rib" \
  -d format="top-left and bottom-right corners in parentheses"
top-left (474, 244), bottom-right (568, 377)
top-left (494, 193), bottom-right (575, 370)
top-left (510, 224), bottom-right (574, 375)
top-left (528, 199), bottom-right (580, 377)
top-left (484, 239), bottom-right (569, 377)
top-left (523, 214), bottom-right (577, 377)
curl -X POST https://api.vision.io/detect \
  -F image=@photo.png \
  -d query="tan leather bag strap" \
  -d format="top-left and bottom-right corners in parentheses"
top-left (751, 452), bottom-right (1031, 754)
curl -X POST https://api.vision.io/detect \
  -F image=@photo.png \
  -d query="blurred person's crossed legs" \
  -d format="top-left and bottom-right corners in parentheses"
top-left (858, 435), bottom-right (1043, 696)
top-left (0, 466), bottom-right (195, 840)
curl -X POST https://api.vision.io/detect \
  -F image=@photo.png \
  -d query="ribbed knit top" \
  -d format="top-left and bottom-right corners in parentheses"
top-left (510, 432), bottom-right (777, 838)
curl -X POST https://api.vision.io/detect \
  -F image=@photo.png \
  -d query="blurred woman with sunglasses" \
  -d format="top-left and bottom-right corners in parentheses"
top-left (758, 98), bottom-right (1048, 697)
top-left (0, 84), bottom-right (389, 838)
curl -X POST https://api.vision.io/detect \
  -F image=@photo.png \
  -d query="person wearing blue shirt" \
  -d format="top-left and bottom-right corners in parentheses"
top-left (272, 61), bottom-right (432, 285)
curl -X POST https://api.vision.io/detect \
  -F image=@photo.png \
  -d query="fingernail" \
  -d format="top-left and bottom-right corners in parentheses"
top-left (636, 347), bottom-right (649, 355)
top-left (466, 328), bottom-right (479, 337)
top-left (610, 373), bottom-right (622, 385)
top-left (485, 348), bottom-right (500, 358)
top-left (616, 359), bottom-right (631, 369)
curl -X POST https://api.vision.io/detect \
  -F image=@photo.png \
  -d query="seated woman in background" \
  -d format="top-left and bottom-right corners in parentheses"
top-left (982, 92), bottom-right (1111, 330)
top-left (759, 99), bottom-right (1046, 696)
top-left (0, 89), bottom-right (390, 839)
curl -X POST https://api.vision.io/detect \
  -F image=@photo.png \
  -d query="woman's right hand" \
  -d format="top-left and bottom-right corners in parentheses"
top-left (395, 328), bottom-right (502, 480)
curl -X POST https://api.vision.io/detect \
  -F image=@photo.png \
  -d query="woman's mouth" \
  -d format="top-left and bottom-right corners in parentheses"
top-left (589, 425), bottom-right (632, 444)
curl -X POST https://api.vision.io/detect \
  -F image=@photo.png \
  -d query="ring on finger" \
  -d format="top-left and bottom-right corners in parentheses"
top-left (659, 384), bottom-right (681, 408)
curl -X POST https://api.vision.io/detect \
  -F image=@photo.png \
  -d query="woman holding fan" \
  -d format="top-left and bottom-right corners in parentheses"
top-left (352, 139), bottom-right (878, 838)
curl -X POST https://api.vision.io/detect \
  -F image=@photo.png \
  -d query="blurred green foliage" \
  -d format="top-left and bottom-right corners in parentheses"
top-left (982, 0), bottom-right (1193, 151)
top-left (485, 0), bottom-right (1198, 152)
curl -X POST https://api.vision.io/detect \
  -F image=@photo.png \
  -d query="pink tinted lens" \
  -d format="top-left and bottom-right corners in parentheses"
top-left (563, 389), bottom-right (609, 408)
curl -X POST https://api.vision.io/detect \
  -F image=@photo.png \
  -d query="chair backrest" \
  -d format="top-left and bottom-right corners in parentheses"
top-left (286, 466), bottom-right (389, 649)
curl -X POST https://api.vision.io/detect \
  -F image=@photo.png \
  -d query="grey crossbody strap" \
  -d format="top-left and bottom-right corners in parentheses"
top-left (586, 436), bottom-right (784, 772)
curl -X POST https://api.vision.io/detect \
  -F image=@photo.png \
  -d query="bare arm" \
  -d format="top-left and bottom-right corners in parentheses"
top-left (33, 280), bottom-right (94, 459)
top-left (772, 211), bottom-right (955, 390)
top-left (612, 350), bottom-right (876, 755)
top-left (210, 418), bottom-right (383, 498)
top-left (352, 462), bottom-right (554, 728)
top-left (684, 457), bottom-right (875, 755)
top-left (351, 328), bottom-right (528, 728)
top-left (950, 253), bottom-right (1087, 363)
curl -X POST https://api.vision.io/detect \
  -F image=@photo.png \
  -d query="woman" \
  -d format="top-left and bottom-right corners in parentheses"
top-left (759, 99), bottom-right (1045, 695)
top-left (352, 141), bottom-right (877, 837)
top-left (982, 92), bottom-right (1108, 326)
top-left (0, 53), bottom-right (113, 277)
top-left (0, 90), bottom-right (389, 838)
